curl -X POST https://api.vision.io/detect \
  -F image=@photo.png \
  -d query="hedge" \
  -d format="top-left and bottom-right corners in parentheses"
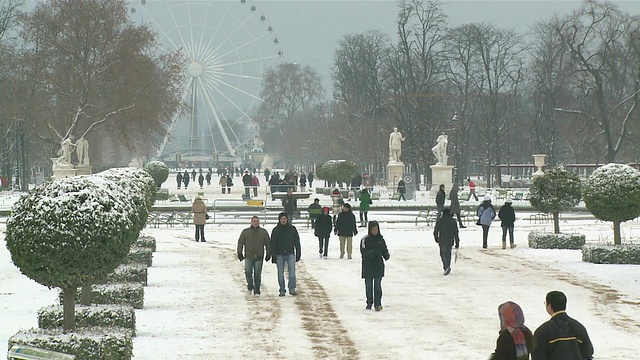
top-left (528, 232), bottom-right (586, 250)
top-left (38, 305), bottom-right (136, 335)
top-left (102, 264), bottom-right (148, 286)
top-left (135, 235), bottom-right (157, 252)
top-left (60, 283), bottom-right (144, 309)
top-left (125, 246), bottom-right (153, 267)
top-left (582, 244), bottom-right (640, 264)
top-left (9, 327), bottom-right (133, 360)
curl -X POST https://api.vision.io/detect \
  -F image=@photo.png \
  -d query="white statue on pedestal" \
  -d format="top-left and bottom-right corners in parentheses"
top-left (252, 135), bottom-right (264, 153)
top-left (76, 136), bottom-right (89, 166)
top-left (56, 135), bottom-right (75, 167)
top-left (389, 127), bottom-right (406, 163)
top-left (261, 154), bottom-right (274, 170)
top-left (431, 134), bottom-right (449, 165)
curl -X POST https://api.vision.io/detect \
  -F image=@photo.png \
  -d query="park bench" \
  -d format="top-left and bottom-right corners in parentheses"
top-left (8, 344), bottom-right (75, 360)
top-left (415, 209), bottom-right (438, 226)
top-left (151, 211), bottom-right (178, 227)
top-left (175, 212), bottom-right (193, 226)
top-left (178, 194), bottom-right (191, 203)
top-left (528, 213), bottom-right (551, 224)
top-left (370, 192), bottom-right (381, 201)
top-left (459, 210), bottom-right (473, 225)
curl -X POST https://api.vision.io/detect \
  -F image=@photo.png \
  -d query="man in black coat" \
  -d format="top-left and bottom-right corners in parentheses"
top-left (242, 171), bottom-right (252, 198)
top-left (433, 208), bottom-right (459, 276)
top-left (334, 203), bottom-right (358, 259)
top-left (498, 197), bottom-right (516, 249)
top-left (397, 179), bottom-right (406, 201)
top-left (533, 291), bottom-right (594, 360)
top-left (436, 184), bottom-right (446, 219)
top-left (270, 212), bottom-right (301, 296)
top-left (314, 207), bottom-right (333, 258)
top-left (282, 189), bottom-right (297, 220)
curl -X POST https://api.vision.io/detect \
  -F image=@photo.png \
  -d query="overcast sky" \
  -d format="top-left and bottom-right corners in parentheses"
top-left (252, 0), bottom-right (640, 93)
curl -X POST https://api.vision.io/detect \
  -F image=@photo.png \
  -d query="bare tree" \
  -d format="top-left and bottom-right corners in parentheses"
top-left (0, 0), bottom-right (22, 43)
top-left (553, 0), bottom-right (640, 163)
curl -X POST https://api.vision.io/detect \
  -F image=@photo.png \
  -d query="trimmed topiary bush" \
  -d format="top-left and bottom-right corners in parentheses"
top-left (135, 235), bottom-right (156, 252)
top-left (5, 176), bottom-right (136, 331)
top-left (60, 283), bottom-right (145, 310)
top-left (529, 167), bottom-right (582, 233)
top-left (582, 244), bottom-right (640, 264)
top-left (583, 163), bottom-right (640, 245)
top-left (38, 305), bottom-right (136, 334)
top-left (102, 264), bottom-right (148, 286)
top-left (528, 232), bottom-right (586, 249)
top-left (9, 327), bottom-right (133, 360)
top-left (143, 160), bottom-right (169, 189)
top-left (125, 246), bottom-right (153, 267)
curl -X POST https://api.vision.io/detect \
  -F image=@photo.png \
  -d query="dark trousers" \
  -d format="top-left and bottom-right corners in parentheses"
top-left (195, 224), bottom-right (205, 241)
top-left (359, 211), bottom-right (368, 225)
top-left (222, 187), bottom-right (226, 194)
top-left (437, 206), bottom-right (444, 219)
top-left (398, 192), bottom-right (406, 201)
top-left (439, 244), bottom-right (452, 270)
top-left (253, 186), bottom-right (258, 197)
top-left (481, 225), bottom-right (490, 248)
top-left (467, 190), bottom-right (478, 201)
top-left (455, 212), bottom-right (464, 227)
top-left (318, 236), bottom-right (329, 256)
top-left (364, 277), bottom-right (383, 307)
top-left (502, 226), bottom-right (514, 243)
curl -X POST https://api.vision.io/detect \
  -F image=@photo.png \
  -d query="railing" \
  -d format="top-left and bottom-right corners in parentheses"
top-left (211, 198), bottom-right (268, 223)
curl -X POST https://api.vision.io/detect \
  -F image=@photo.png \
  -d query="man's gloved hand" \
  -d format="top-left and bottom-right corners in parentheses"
top-left (237, 254), bottom-right (244, 261)
top-left (295, 254), bottom-right (301, 262)
top-left (265, 254), bottom-right (271, 262)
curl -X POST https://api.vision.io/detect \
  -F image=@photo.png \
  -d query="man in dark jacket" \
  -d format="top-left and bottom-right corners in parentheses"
top-left (533, 291), bottom-right (594, 360)
top-left (237, 216), bottom-right (271, 296)
top-left (314, 207), bottom-right (332, 258)
top-left (334, 203), bottom-right (358, 259)
top-left (282, 189), bottom-right (297, 220)
top-left (433, 208), bottom-right (459, 276)
top-left (270, 212), bottom-right (301, 296)
top-left (436, 184), bottom-right (446, 219)
top-left (242, 171), bottom-right (252, 198)
top-left (397, 179), bottom-right (406, 201)
top-left (307, 198), bottom-right (322, 229)
top-left (498, 196), bottom-right (516, 249)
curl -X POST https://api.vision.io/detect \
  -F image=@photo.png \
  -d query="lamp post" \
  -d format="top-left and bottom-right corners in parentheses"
top-left (451, 112), bottom-right (460, 184)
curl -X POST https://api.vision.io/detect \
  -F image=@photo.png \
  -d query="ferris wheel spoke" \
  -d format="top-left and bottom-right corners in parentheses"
top-left (204, 1), bottom-right (235, 55)
top-left (138, 5), bottom-right (181, 51)
top-left (210, 71), bottom-right (262, 81)
top-left (186, 3), bottom-right (196, 56)
top-left (197, 4), bottom-right (214, 58)
top-left (167, 4), bottom-right (190, 57)
top-left (213, 77), bottom-right (263, 103)
top-left (209, 80), bottom-right (258, 127)
top-left (214, 31), bottom-right (271, 61)
top-left (212, 10), bottom-right (257, 55)
top-left (197, 78), bottom-right (236, 155)
top-left (217, 53), bottom-right (281, 68)
top-left (202, 83), bottom-right (242, 145)
top-left (198, 87), bottom-right (219, 152)
top-left (157, 76), bottom-right (193, 158)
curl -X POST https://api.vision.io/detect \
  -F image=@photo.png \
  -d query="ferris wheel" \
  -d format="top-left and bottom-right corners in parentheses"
top-left (131, 0), bottom-right (283, 161)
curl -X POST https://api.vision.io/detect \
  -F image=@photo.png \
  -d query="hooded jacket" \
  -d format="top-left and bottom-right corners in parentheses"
top-left (433, 211), bottom-right (459, 247)
top-left (314, 208), bottom-right (333, 237)
top-left (335, 207), bottom-right (358, 236)
top-left (477, 201), bottom-right (496, 226)
top-left (270, 212), bottom-right (301, 260)
top-left (360, 221), bottom-right (390, 279)
top-left (498, 203), bottom-right (516, 228)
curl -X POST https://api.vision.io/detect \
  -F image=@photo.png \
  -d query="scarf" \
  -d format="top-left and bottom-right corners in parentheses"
top-left (498, 301), bottom-right (530, 360)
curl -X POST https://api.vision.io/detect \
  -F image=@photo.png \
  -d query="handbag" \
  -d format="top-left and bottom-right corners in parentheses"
top-left (476, 219), bottom-right (481, 226)
top-left (205, 214), bottom-right (210, 220)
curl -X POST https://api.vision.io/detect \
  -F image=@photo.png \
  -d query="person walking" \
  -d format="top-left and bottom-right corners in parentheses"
top-left (498, 196), bottom-right (516, 249)
top-left (334, 203), bottom-right (358, 259)
top-left (251, 174), bottom-right (260, 197)
top-left (198, 173), bottom-right (204, 189)
top-left (242, 171), bottom-right (252, 198)
top-left (307, 198), bottom-right (322, 229)
top-left (270, 212), bottom-right (301, 296)
top-left (532, 291), bottom-right (594, 360)
top-left (360, 220), bottom-right (390, 311)
top-left (449, 184), bottom-right (466, 228)
top-left (307, 172), bottom-right (314, 189)
top-left (264, 168), bottom-right (271, 183)
top-left (397, 179), bottom-right (407, 201)
top-left (191, 196), bottom-right (208, 242)
top-left (219, 174), bottom-right (227, 194)
top-left (205, 171), bottom-right (212, 186)
top-left (477, 194), bottom-right (496, 249)
top-left (330, 188), bottom-right (344, 224)
top-left (299, 172), bottom-right (307, 192)
top-left (282, 188), bottom-right (297, 220)
top-left (436, 184), bottom-right (446, 219)
top-left (237, 216), bottom-right (270, 296)
top-left (226, 174), bottom-right (233, 194)
top-left (182, 170), bottom-right (190, 189)
top-left (433, 208), bottom-right (459, 276)
top-left (176, 171), bottom-right (183, 190)
top-left (467, 178), bottom-right (479, 201)
top-left (314, 207), bottom-right (332, 258)
top-left (488, 301), bottom-right (534, 360)
top-left (191, 169), bottom-right (196, 181)
top-left (359, 188), bottom-right (372, 227)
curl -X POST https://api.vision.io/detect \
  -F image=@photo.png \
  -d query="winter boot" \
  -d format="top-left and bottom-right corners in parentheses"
top-left (510, 242), bottom-right (517, 249)
top-left (502, 241), bottom-right (506, 249)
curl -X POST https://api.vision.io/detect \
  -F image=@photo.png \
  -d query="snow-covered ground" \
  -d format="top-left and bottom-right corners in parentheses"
top-left (2, 215), bottom-right (640, 359)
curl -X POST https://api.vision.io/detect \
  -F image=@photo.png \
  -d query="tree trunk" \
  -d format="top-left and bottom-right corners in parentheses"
top-left (613, 220), bottom-right (621, 245)
top-left (62, 287), bottom-right (76, 332)
top-left (81, 284), bottom-right (92, 306)
top-left (553, 211), bottom-right (560, 234)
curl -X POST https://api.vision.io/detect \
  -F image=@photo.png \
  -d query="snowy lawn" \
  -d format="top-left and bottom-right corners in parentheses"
top-left (2, 218), bottom-right (640, 359)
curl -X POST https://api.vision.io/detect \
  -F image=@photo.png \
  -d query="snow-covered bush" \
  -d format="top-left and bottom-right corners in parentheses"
top-left (124, 246), bottom-right (153, 267)
top-left (316, 160), bottom-right (358, 187)
top-left (583, 163), bottom-right (640, 245)
top-left (135, 235), bottom-right (156, 252)
top-left (60, 283), bottom-right (145, 309)
top-left (529, 168), bottom-right (582, 233)
top-left (102, 264), bottom-right (148, 286)
top-left (38, 305), bottom-right (136, 334)
top-left (528, 232), bottom-right (586, 249)
top-left (582, 244), bottom-right (640, 264)
top-left (9, 327), bottom-right (133, 360)
top-left (5, 176), bottom-right (136, 331)
top-left (143, 160), bottom-right (169, 188)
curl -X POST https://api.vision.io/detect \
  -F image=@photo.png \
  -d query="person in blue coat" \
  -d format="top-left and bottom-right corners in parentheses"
top-left (477, 194), bottom-right (496, 249)
top-left (360, 221), bottom-right (390, 311)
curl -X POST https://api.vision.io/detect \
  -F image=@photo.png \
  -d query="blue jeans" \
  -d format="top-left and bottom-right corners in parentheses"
top-left (364, 277), bottom-right (383, 307)
top-left (244, 258), bottom-right (263, 293)
top-left (276, 254), bottom-right (296, 293)
top-left (502, 226), bottom-right (514, 243)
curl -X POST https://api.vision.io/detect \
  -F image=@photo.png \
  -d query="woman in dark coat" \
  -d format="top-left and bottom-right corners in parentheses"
top-left (489, 301), bottom-right (534, 360)
top-left (360, 220), bottom-right (390, 311)
top-left (449, 184), bottom-right (466, 228)
top-left (314, 207), bottom-right (333, 258)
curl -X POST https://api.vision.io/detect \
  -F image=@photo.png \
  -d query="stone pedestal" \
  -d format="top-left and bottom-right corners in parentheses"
top-left (76, 165), bottom-right (92, 176)
top-left (533, 154), bottom-right (546, 177)
top-left (430, 164), bottom-right (454, 195)
top-left (387, 162), bottom-right (404, 191)
top-left (51, 159), bottom-right (78, 180)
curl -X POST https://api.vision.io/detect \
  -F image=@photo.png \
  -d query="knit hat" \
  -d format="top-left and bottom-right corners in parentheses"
top-left (484, 194), bottom-right (492, 201)
top-left (322, 207), bottom-right (330, 213)
top-left (278, 212), bottom-right (288, 220)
